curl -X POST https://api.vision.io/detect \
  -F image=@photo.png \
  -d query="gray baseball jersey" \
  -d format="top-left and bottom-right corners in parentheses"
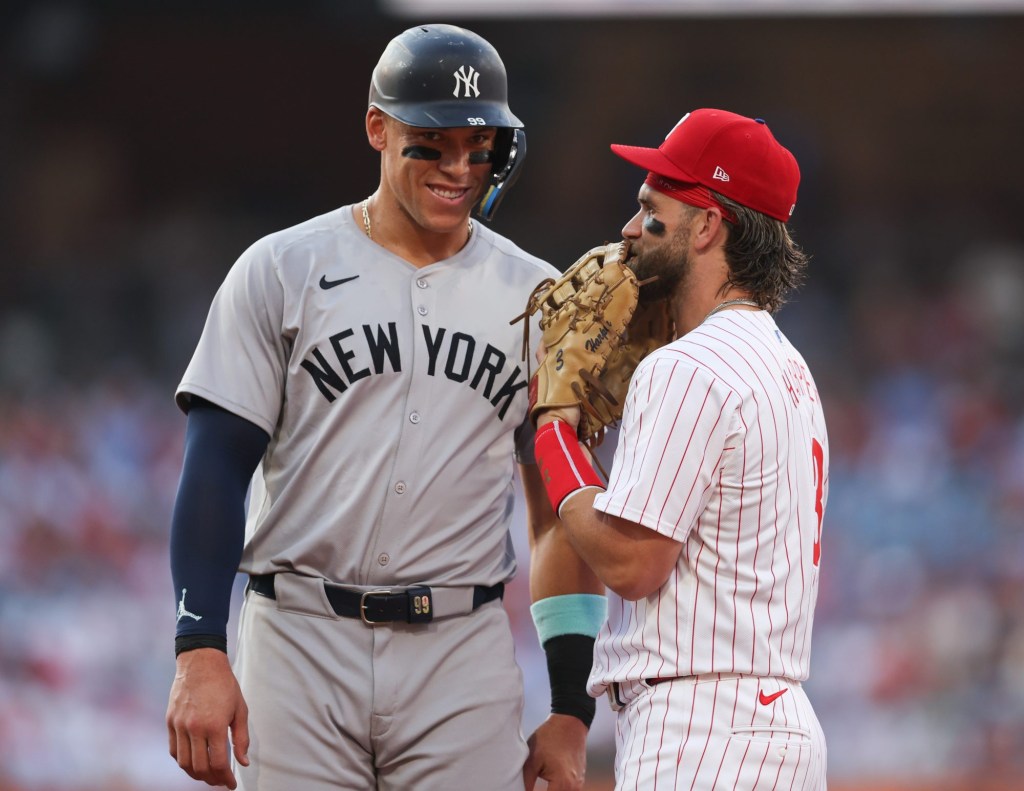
top-left (177, 204), bottom-right (557, 588)
top-left (176, 204), bottom-right (557, 789)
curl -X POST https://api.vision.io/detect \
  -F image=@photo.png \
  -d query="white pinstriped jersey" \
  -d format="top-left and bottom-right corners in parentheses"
top-left (590, 309), bottom-right (828, 693)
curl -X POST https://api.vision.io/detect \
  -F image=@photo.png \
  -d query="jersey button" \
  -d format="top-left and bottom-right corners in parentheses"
top-left (378, 553), bottom-right (390, 566)
top-left (416, 305), bottom-right (428, 316)
top-left (409, 412), bottom-right (420, 424)
top-left (416, 279), bottom-right (429, 289)
top-left (394, 481), bottom-right (406, 494)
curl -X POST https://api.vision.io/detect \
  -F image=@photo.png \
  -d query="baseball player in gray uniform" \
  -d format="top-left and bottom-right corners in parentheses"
top-left (165, 25), bottom-right (604, 791)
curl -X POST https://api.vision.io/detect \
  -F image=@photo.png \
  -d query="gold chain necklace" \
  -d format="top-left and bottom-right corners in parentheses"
top-left (361, 199), bottom-right (373, 240)
top-left (701, 298), bottom-right (760, 324)
top-left (361, 198), bottom-right (473, 241)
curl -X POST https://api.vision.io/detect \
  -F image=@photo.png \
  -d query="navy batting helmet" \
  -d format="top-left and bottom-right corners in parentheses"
top-left (369, 24), bottom-right (526, 221)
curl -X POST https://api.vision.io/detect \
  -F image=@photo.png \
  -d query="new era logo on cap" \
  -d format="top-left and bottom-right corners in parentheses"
top-left (610, 108), bottom-right (800, 222)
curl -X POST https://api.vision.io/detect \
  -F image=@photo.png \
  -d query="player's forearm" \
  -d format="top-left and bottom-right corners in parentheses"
top-left (532, 420), bottom-right (678, 599)
top-left (171, 401), bottom-right (269, 651)
top-left (556, 492), bottom-right (672, 600)
top-left (521, 460), bottom-right (604, 729)
top-left (529, 526), bottom-right (604, 600)
top-left (553, 491), bottom-right (636, 597)
top-left (521, 461), bottom-right (603, 600)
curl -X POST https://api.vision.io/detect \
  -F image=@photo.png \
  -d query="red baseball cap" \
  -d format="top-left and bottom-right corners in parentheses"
top-left (611, 109), bottom-right (800, 222)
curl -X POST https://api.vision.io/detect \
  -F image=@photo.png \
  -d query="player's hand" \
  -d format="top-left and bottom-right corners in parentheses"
top-left (533, 343), bottom-right (582, 431)
top-left (167, 648), bottom-right (250, 789)
top-left (523, 713), bottom-right (589, 791)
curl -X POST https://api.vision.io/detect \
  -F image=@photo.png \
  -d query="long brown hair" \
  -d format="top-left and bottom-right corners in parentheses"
top-left (713, 190), bottom-right (809, 313)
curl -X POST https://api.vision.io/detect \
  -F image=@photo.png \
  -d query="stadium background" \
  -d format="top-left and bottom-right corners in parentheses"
top-left (1, 2), bottom-right (1023, 789)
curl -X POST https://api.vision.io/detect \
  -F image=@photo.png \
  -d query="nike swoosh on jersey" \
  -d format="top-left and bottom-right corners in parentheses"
top-left (319, 274), bottom-right (360, 290)
top-left (758, 689), bottom-right (788, 705)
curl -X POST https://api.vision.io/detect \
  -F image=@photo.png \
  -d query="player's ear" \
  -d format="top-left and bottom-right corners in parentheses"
top-left (366, 108), bottom-right (387, 152)
top-left (690, 207), bottom-right (727, 253)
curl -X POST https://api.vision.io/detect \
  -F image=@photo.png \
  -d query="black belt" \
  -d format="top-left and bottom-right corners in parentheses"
top-left (608, 676), bottom-right (691, 711)
top-left (608, 675), bottom-right (725, 711)
top-left (247, 574), bottom-right (503, 625)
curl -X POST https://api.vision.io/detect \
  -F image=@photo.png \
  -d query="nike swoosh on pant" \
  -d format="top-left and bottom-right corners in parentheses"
top-left (758, 689), bottom-right (788, 705)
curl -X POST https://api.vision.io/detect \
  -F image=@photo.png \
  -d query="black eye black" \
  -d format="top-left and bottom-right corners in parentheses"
top-left (643, 216), bottom-right (666, 236)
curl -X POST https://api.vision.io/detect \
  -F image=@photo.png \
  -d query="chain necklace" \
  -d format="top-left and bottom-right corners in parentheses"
top-left (701, 298), bottom-right (760, 324)
top-left (361, 199), bottom-right (373, 240)
top-left (361, 198), bottom-right (473, 242)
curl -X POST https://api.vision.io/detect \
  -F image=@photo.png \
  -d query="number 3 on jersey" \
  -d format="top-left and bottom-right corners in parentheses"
top-left (811, 438), bottom-right (824, 566)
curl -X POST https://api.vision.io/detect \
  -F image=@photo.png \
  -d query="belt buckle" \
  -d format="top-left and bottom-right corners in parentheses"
top-left (359, 589), bottom-right (392, 625)
top-left (606, 682), bottom-right (625, 712)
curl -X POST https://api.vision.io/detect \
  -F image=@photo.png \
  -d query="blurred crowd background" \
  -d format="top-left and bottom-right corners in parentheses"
top-left (2, 2), bottom-right (1024, 790)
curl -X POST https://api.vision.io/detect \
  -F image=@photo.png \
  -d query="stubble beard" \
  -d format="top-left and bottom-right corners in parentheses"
top-left (628, 226), bottom-right (692, 305)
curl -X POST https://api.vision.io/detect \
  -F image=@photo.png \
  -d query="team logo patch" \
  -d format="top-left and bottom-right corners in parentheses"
top-left (666, 112), bottom-right (691, 139)
top-left (176, 588), bottom-right (202, 622)
top-left (453, 65), bottom-right (480, 98)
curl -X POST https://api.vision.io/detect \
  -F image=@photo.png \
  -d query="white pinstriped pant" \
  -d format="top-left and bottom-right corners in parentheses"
top-left (606, 673), bottom-right (826, 790)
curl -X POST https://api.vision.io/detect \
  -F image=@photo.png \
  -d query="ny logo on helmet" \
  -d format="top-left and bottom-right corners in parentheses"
top-left (453, 65), bottom-right (480, 98)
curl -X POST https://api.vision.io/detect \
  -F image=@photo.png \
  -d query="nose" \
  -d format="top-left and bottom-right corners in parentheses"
top-left (622, 208), bottom-right (643, 240)
top-left (437, 143), bottom-right (474, 177)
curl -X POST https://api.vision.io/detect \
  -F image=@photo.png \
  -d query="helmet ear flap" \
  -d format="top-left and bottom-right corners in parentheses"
top-left (490, 128), bottom-right (516, 175)
top-left (477, 128), bottom-right (526, 221)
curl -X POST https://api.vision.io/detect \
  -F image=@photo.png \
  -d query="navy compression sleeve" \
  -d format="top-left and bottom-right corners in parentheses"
top-left (170, 399), bottom-right (269, 646)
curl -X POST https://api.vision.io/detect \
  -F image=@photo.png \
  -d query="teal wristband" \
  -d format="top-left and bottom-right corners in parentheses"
top-left (530, 593), bottom-right (608, 645)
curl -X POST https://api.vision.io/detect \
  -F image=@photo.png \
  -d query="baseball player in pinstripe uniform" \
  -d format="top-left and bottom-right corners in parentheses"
top-left (531, 109), bottom-right (829, 789)
top-left (165, 25), bottom-right (603, 791)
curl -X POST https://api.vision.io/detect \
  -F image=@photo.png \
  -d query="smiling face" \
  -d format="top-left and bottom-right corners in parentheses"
top-left (368, 109), bottom-right (497, 237)
top-left (621, 183), bottom-right (699, 303)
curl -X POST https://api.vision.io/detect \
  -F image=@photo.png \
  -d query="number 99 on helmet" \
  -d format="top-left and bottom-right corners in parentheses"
top-left (368, 24), bottom-right (527, 221)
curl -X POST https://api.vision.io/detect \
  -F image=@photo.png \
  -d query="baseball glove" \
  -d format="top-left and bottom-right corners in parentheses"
top-left (576, 297), bottom-right (675, 444)
top-left (511, 241), bottom-right (642, 445)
